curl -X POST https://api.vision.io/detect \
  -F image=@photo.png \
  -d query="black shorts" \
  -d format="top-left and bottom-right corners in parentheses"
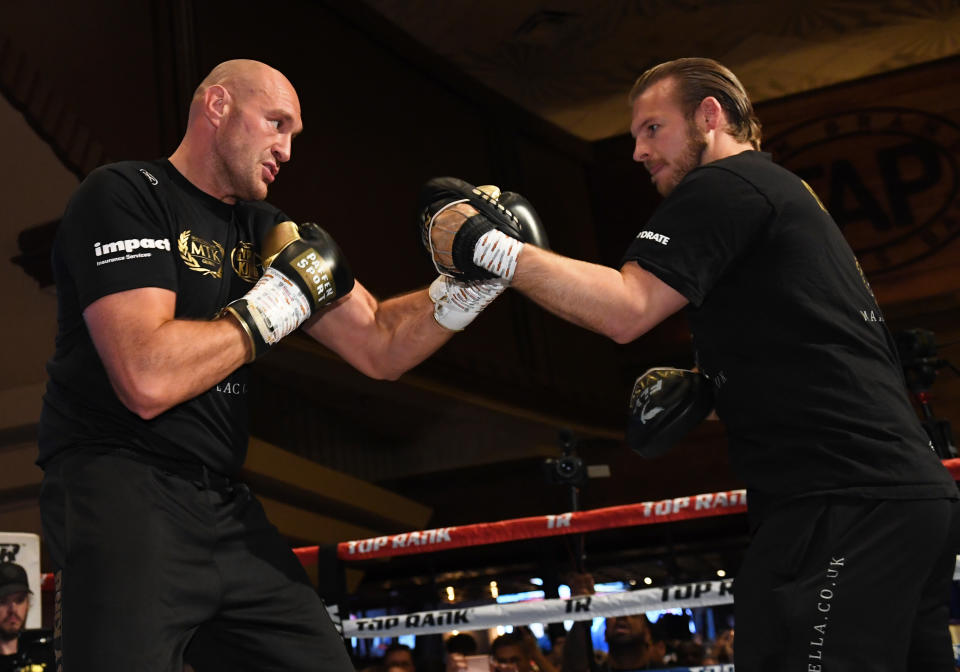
top-left (39, 448), bottom-right (354, 672)
top-left (735, 495), bottom-right (960, 672)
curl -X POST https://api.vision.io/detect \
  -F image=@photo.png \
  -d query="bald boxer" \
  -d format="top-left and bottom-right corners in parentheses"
top-left (37, 59), bottom-right (505, 672)
top-left (425, 58), bottom-right (960, 671)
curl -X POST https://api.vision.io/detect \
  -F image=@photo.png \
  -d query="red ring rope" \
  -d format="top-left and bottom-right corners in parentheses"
top-left (40, 458), bottom-right (960, 591)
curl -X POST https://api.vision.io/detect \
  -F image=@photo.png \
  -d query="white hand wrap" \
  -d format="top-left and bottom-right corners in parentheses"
top-left (429, 275), bottom-right (508, 331)
top-left (472, 229), bottom-right (525, 281)
top-left (234, 267), bottom-right (311, 346)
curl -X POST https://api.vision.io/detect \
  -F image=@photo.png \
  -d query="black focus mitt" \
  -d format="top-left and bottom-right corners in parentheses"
top-left (419, 177), bottom-right (549, 280)
top-left (627, 367), bottom-right (714, 457)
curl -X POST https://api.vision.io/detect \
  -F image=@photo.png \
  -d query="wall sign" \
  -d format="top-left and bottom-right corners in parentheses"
top-left (768, 108), bottom-right (960, 275)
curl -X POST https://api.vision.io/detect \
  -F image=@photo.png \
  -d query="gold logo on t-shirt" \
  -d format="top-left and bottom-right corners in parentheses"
top-left (231, 241), bottom-right (261, 283)
top-left (800, 179), bottom-right (828, 213)
top-left (178, 230), bottom-right (224, 278)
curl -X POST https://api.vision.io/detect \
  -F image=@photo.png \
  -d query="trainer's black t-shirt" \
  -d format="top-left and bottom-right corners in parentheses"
top-left (621, 151), bottom-right (956, 505)
top-left (38, 159), bottom-right (288, 474)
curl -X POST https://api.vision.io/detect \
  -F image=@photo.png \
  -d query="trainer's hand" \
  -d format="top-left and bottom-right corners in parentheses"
top-left (221, 221), bottom-right (354, 361)
top-left (419, 177), bottom-right (549, 281)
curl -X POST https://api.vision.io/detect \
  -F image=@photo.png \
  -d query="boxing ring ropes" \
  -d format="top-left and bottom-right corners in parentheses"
top-left (39, 458), bottom-right (960, 640)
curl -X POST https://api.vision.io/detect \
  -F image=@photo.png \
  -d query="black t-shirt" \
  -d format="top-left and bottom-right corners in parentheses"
top-left (38, 159), bottom-right (288, 473)
top-left (0, 631), bottom-right (55, 672)
top-left (621, 151), bottom-right (956, 505)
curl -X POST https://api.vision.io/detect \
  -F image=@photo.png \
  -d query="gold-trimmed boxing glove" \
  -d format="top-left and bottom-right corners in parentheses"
top-left (222, 221), bottom-right (354, 361)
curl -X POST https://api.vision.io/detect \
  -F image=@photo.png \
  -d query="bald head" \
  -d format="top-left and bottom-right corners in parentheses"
top-left (188, 59), bottom-right (297, 123)
top-left (170, 58), bottom-right (303, 203)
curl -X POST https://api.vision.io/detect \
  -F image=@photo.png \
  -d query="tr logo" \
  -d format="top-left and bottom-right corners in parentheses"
top-left (0, 543), bottom-right (21, 563)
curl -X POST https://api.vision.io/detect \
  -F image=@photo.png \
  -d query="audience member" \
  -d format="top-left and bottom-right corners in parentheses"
top-left (385, 643), bottom-right (417, 672)
top-left (702, 628), bottom-right (734, 665)
top-left (562, 573), bottom-right (667, 672)
top-left (672, 640), bottom-right (707, 668)
top-left (546, 629), bottom-right (566, 671)
top-left (0, 562), bottom-right (53, 672)
top-left (490, 629), bottom-right (558, 672)
top-left (445, 632), bottom-right (479, 672)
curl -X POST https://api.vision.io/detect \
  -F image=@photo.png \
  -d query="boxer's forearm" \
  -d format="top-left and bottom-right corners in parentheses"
top-left (85, 288), bottom-right (251, 419)
top-left (120, 317), bottom-right (251, 415)
top-left (511, 245), bottom-right (687, 343)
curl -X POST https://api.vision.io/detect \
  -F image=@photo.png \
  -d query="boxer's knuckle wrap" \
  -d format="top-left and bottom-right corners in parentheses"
top-left (429, 275), bottom-right (507, 331)
top-left (221, 221), bottom-right (354, 361)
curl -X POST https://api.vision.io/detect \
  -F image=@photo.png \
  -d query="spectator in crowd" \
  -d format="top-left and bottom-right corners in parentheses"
top-left (490, 629), bottom-right (558, 672)
top-left (445, 632), bottom-right (479, 672)
top-left (672, 640), bottom-right (707, 668)
top-left (702, 628), bottom-right (734, 665)
top-left (385, 642), bottom-right (417, 672)
top-left (653, 612), bottom-right (695, 668)
top-left (606, 615), bottom-right (666, 670)
top-left (0, 562), bottom-right (53, 672)
top-left (546, 629), bottom-right (566, 672)
top-left (562, 574), bottom-right (665, 672)
top-left (355, 658), bottom-right (386, 672)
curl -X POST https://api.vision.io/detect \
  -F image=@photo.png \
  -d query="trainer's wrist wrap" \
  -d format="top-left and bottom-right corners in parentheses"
top-left (473, 229), bottom-right (525, 281)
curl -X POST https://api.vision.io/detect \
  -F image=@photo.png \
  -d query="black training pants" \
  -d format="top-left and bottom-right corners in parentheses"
top-left (39, 449), bottom-right (354, 672)
top-left (735, 495), bottom-right (960, 672)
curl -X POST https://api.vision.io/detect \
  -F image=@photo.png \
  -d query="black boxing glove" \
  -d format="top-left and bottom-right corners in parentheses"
top-left (626, 367), bottom-right (714, 457)
top-left (222, 221), bottom-right (354, 361)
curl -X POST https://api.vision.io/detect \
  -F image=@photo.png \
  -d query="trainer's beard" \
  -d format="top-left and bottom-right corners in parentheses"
top-left (660, 120), bottom-right (708, 196)
top-left (0, 621), bottom-right (22, 642)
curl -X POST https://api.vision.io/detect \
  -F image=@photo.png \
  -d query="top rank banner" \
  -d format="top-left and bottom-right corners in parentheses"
top-left (337, 579), bottom-right (735, 638)
top-left (335, 490), bottom-right (747, 561)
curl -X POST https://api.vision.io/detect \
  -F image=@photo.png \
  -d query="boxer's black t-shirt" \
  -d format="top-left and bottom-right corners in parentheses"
top-left (38, 159), bottom-right (288, 474)
top-left (621, 151), bottom-right (956, 504)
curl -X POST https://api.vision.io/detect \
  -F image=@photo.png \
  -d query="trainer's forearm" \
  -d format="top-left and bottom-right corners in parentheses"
top-left (512, 246), bottom-right (651, 343)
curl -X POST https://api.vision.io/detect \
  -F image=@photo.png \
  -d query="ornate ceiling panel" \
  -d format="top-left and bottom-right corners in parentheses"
top-left (363, 0), bottom-right (960, 140)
